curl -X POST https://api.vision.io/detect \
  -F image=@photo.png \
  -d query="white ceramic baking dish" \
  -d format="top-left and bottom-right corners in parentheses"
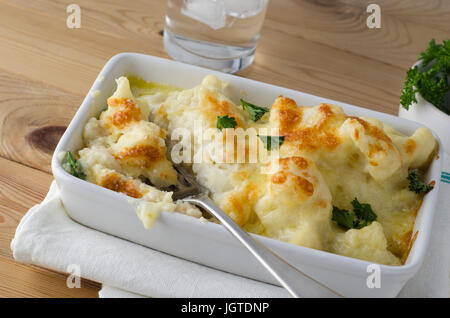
top-left (51, 53), bottom-right (443, 297)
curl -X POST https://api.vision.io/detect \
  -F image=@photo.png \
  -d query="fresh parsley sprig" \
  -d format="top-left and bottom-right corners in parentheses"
top-left (332, 198), bottom-right (377, 230)
top-left (351, 198), bottom-right (377, 228)
top-left (240, 99), bottom-right (270, 122)
top-left (64, 151), bottom-right (86, 180)
top-left (258, 135), bottom-right (285, 151)
top-left (407, 170), bottom-right (434, 194)
top-left (332, 206), bottom-right (355, 230)
top-left (216, 115), bottom-right (237, 130)
top-left (400, 39), bottom-right (450, 115)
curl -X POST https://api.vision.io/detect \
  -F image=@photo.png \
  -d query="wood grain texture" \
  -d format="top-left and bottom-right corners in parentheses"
top-left (1, 0), bottom-right (447, 114)
top-left (0, 70), bottom-right (82, 173)
top-left (265, 0), bottom-right (450, 69)
top-left (0, 157), bottom-right (51, 258)
top-left (0, 0), bottom-right (447, 298)
top-left (0, 156), bottom-right (101, 297)
top-left (344, 0), bottom-right (450, 32)
top-left (0, 256), bottom-right (100, 297)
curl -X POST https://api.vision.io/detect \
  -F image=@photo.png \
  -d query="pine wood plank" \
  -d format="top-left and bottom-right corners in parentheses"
top-left (0, 69), bottom-right (82, 174)
top-left (1, 0), bottom-right (445, 114)
top-left (9, 0), bottom-right (450, 69)
top-left (0, 2), bottom-right (404, 113)
top-left (0, 256), bottom-right (100, 298)
top-left (0, 156), bottom-right (100, 297)
top-left (343, 0), bottom-right (450, 32)
top-left (265, 0), bottom-right (450, 69)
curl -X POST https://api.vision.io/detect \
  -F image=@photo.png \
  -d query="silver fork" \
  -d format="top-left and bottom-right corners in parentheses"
top-left (169, 164), bottom-right (342, 298)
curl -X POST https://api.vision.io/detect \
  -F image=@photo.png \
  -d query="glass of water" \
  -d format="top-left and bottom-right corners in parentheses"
top-left (164, 0), bottom-right (269, 73)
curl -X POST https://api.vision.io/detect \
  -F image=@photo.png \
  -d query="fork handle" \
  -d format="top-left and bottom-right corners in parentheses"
top-left (182, 194), bottom-right (342, 298)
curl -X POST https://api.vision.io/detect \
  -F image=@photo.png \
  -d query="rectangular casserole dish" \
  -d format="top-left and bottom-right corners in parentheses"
top-left (51, 53), bottom-right (443, 297)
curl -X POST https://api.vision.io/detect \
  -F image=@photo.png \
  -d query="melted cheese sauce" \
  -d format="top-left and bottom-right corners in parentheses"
top-left (75, 75), bottom-right (437, 266)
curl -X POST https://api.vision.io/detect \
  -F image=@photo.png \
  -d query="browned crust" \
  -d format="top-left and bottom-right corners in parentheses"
top-left (272, 98), bottom-right (341, 152)
top-left (348, 116), bottom-right (393, 145)
top-left (113, 145), bottom-right (163, 168)
top-left (292, 175), bottom-right (314, 196)
top-left (99, 172), bottom-right (143, 198)
top-left (284, 128), bottom-right (341, 151)
top-left (204, 95), bottom-right (244, 127)
top-left (402, 231), bottom-right (419, 264)
top-left (106, 97), bottom-right (141, 129)
top-left (226, 184), bottom-right (259, 226)
top-left (404, 139), bottom-right (416, 155)
top-left (414, 198), bottom-right (424, 218)
top-left (272, 97), bottom-right (303, 132)
top-left (279, 156), bottom-right (309, 170)
top-left (271, 171), bottom-right (287, 184)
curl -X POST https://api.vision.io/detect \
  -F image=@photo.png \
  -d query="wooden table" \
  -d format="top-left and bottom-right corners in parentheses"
top-left (0, 0), bottom-right (448, 298)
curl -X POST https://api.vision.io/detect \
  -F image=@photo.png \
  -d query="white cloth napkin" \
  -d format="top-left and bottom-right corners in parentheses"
top-left (11, 156), bottom-right (449, 298)
top-left (10, 181), bottom-right (288, 298)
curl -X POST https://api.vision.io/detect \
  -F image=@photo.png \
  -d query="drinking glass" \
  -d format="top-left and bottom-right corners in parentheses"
top-left (164, 0), bottom-right (269, 73)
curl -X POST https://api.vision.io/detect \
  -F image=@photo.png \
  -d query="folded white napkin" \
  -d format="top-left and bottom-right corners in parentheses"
top-left (10, 181), bottom-right (288, 297)
top-left (11, 156), bottom-right (450, 298)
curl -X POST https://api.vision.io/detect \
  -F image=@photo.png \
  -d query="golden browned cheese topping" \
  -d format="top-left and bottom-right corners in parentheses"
top-left (99, 171), bottom-right (143, 198)
top-left (316, 104), bottom-right (336, 129)
top-left (404, 139), bottom-right (416, 154)
top-left (279, 156), bottom-right (309, 170)
top-left (349, 117), bottom-right (392, 146)
top-left (292, 175), bottom-right (315, 196)
top-left (271, 96), bottom-right (302, 132)
top-left (113, 145), bottom-right (163, 168)
top-left (288, 128), bottom-right (341, 151)
top-left (106, 97), bottom-right (141, 129)
top-left (354, 129), bottom-right (360, 140)
top-left (269, 157), bottom-right (316, 198)
top-left (203, 95), bottom-right (244, 127)
top-left (221, 183), bottom-right (260, 226)
top-left (272, 98), bottom-right (342, 152)
top-left (227, 194), bottom-right (249, 226)
top-left (368, 144), bottom-right (385, 166)
top-left (271, 171), bottom-right (287, 184)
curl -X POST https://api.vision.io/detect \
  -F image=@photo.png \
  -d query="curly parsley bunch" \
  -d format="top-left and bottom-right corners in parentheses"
top-left (401, 39), bottom-right (450, 115)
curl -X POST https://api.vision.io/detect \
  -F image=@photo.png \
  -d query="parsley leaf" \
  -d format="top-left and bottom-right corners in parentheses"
top-left (240, 98), bottom-right (270, 122)
top-left (332, 198), bottom-right (377, 230)
top-left (351, 198), bottom-right (377, 228)
top-left (400, 66), bottom-right (420, 110)
top-left (258, 135), bottom-right (285, 151)
top-left (407, 170), bottom-right (434, 194)
top-left (332, 206), bottom-right (355, 230)
top-left (65, 151), bottom-right (86, 180)
top-left (216, 115), bottom-right (237, 130)
top-left (401, 39), bottom-right (450, 115)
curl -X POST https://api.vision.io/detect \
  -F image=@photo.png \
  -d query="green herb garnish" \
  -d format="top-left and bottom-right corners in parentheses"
top-left (240, 98), bottom-right (270, 122)
top-left (407, 170), bottom-right (434, 194)
top-left (216, 115), bottom-right (237, 130)
top-left (351, 198), bottom-right (377, 229)
top-left (65, 151), bottom-right (86, 180)
top-left (258, 135), bottom-right (285, 151)
top-left (400, 39), bottom-right (450, 115)
top-left (332, 198), bottom-right (377, 230)
top-left (332, 206), bottom-right (355, 230)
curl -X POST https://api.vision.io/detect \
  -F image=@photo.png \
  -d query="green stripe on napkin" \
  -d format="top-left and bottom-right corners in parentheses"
top-left (441, 172), bottom-right (450, 184)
